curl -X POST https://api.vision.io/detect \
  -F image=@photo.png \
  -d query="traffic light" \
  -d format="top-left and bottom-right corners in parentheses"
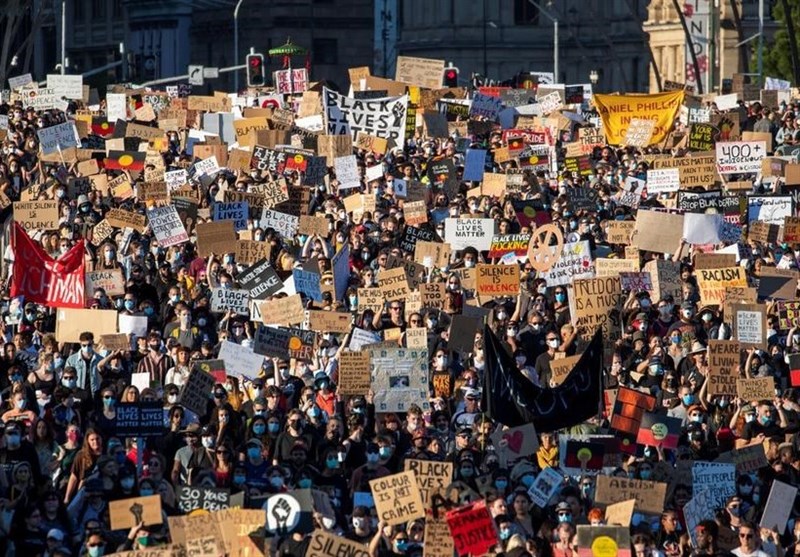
top-left (246, 53), bottom-right (265, 87)
top-left (443, 67), bottom-right (459, 87)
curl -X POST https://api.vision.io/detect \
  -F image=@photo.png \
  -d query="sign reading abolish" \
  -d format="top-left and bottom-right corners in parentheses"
top-left (322, 87), bottom-right (408, 142)
top-left (593, 91), bottom-right (684, 146)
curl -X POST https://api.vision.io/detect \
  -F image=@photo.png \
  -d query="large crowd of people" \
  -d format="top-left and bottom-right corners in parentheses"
top-left (0, 68), bottom-right (799, 557)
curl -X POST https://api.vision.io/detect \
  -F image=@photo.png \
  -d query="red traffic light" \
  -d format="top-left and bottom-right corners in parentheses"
top-left (445, 70), bottom-right (456, 79)
top-left (443, 66), bottom-right (459, 87)
top-left (246, 53), bottom-right (265, 87)
top-left (249, 57), bottom-right (262, 68)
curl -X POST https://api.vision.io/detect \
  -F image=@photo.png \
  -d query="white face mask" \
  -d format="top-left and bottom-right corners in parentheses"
top-left (548, 339), bottom-right (560, 349)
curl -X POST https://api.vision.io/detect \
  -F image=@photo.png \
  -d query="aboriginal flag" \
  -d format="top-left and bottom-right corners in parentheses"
top-left (507, 136), bottom-right (525, 152)
top-left (105, 150), bottom-right (145, 172)
top-left (636, 411), bottom-right (682, 450)
top-left (789, 353), bottom-right (800, 386)
top-left (90, 117), bottom-right (115, 138)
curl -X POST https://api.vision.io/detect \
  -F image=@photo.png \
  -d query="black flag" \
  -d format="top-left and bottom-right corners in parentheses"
top-left (482, 325), bottom-right (604, 432)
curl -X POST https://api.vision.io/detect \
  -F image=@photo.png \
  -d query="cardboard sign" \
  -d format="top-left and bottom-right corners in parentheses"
top-left (37, 122), bottom-right (80, 154)
top-left (13, 200), bottom-right (59, 231)
top-left (298, 215), bottom-right (330, 237)
top-left (100, 333), bottom-right (131, 352)
top-left (475, 264), bottom-right (520, 296)
top-left (606, 220), bottom-right (636, 245)
top-left (543, 240), bottom-right (594, 286)
top-left (490, 423), bottom-right (540, 460)
top-left (395, 56), bottom-right (446, 89)
top-left (644, 260), bottom-right (683, 304)
top-left (424, 515), bottom-right (455, 557)
top-left (85, 269), bottom-right (125, 297)
top-left (604, 499), bottom-right (636, 527)
top-left (731, 441), bottom-right (769, 474)
top-left (260, 294), bottom-right (305, 326)
top-left (404, 460), bottom-right (453, 509)
top-left (378, 267), bottom-right (411, 301)
top-left (445, 500), bottom-right (496, 557)
top-left (633, 210), bottom-right (684, 254)
top-left (595, 258), bottom-right (639, 276)
top-left (178, 367), bottom-right (216, 415)
top-left (737, 377), bottom-right (775, 402)
top-left (527, 466), bottom-right (564, 508)
top-left (196, 220), bottom-right (236, 256)
top-left (733, 303), bottom-right (766, 347)
top-left (106, 208), bottom-right (147, 232)
top-left (695, 267), bottom-right (747, 307)
top-left (236, 240), bottom-right (271, 265)
top-left (369, 471), bottom-right (425, 526)
top-left (109, 495), bottom-right (163, 530)
top-left (337, 351), bottom-right (371, 395)
top-left (55, 308), bottom-right (118, 343)
top-left (307, 310), bottom-right (351, 333)
top-left (549, 354), bottom-right (582, 386)
top-left (594, 475), bottom-right (667, 515)
top-left (306, 530), bottom-right (368, 557)
top-left (624, 118), bottom-right (656, 148)
top-left (707, 340), bottom-right (740, 397)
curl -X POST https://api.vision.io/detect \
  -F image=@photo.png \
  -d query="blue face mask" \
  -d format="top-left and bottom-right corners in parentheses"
top-left (247, 447), bottom-right (261, 459)
top-left (253, 424), bottom-right (266, 435)
top-left (88, 545), bottom-right (105, 557)
top-left (326, 458), bottom-right (339, 470)
top-left (555, 293), bottom-right (566, 303)
top-left (297, 478), bottom-right (313, 488)
top-left (521, 475), bottom-right (534, 487)
top-left (54, 357), bottom-right (64, 368)
top-left (499, 529), bottom-right (511, 540)
top-left (144, 306), bottom-right (155, 316)
top-left (103, 398), bottom-right (115, 408)
top-left (124, 300), bottom-right (136, 311)
top-left (379, 447), bottom-right (392, 459)
top-left (268, 423), bottom-right (280, 434)
top-left (640, 470), bottom-right (652, 480)
top-left (557, 514), bottom-right (572, 523)
top-left (682, 394), bottom-right (695, 406)
top-left (760, 415), bottom-right (772, 425)
top-left (495, 480), bottom-right (508, 490)
top-left (139, 488), bottom-right (154, 497)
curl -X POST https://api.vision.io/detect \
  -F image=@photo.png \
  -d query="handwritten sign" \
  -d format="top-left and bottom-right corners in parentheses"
top-left (369, 471), bottom-right (425, 526)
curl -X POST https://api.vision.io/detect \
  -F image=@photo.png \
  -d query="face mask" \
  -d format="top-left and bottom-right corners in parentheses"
top-left (379, 447), bottom-right (392, 459)
top-left (671, 335), bottom-right (681, 344)
top-left (104, 250), bottom-right (114, 260)
top-left (298, 478), bottom-right (312, 489)
top-left (660, 305), bottom-right (673, 317)
top-left (558, 514), bottom-right (572, 523)
top-left (701, 313), bottom-right (713, 322)
top-left (121, 478), bottom-right (135, 490)
top-left (515, 356), bottom-right (526, 367)
top-left (760, 415), bottom-right (772, 425)
top-left (555, 293), bottom-right (566, 303)
top-left (353, 517), bottom-right (367, 530)
top-left (640, 299), bottom-right (651, 309)
top-left (15, 399), bottom-right (26, 410)
top-left (436, 356), bottom-right (448, 367)
top-left (88, 545), bottom-right (105, 557)
top-left (367, 452), bottom-right (380, 464)
top-left (464, 259), bottom-right (475, 268)
top-left (269, 476), bottom-right (284, 488)
top-left (171, 294), bottom-right (181, 304)
top-left (268, 423), bottom-right (280, 433)
top-left (326, 458), bottom-right (339, 470)
top-left (739, 484), bottom-right (753, 495)
top-left (640, 470), bottom-right (652, 480)
top-left (168, 394), bottom-right (178, 404)
top-left (548, 339), bottom-right (560, 349)
top-left (198, 317), bottom-right (207, 327)
top-left (495, 479), bottom-right (508, 490)
top-left (460, 467), bottom-right (474, 478)
top-left (321, 516), bottom-right (336, 530)
top-left (63, 378), bottom-right (76, 388)
top-left (682, 309), bottom-right (693, 319)
top-left (248, 447), bottom-right (261, 459)
top-left (54, 356), bottom-right (64, 368)
top-left (537, 285), bottom-right (547, 295)
top-left (140, 488), bottom-right (154, 496)
top-left (426, 318), bottom-right (437, 328)
top-left (124, 300), bottom-right (136, 311)
top-left (497, 311), bottom-right (507, 320)
top-left (6, 434), bottom-right (21, 449)
top-left (103, 397), bottom-right (115, 408)
top-left (253, 424), bottom-right (266, 435)
top-left (394, 541), bottom-right (408, 553)
top-left (682, 394), bottom-right (695, 406)
top-left (234, 475), bottom-right (246, 485)
top-left (690, 415), bottom-right (702, 423)
top-left (745, 414), bottom-right (756, 423)
top-left (202, 437), bottom-right (214, 449)
top-left (581, 484), bottom-right (593, 497)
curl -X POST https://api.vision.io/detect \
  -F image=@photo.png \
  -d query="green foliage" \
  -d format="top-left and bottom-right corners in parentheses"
top-left (761, 0), bottom-right (800, 81)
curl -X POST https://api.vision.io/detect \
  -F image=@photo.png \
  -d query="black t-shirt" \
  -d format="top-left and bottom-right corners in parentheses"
top-left (741, 419), bottom-right (784, 441)
top-left (277, 535), bottom-right (310, 557)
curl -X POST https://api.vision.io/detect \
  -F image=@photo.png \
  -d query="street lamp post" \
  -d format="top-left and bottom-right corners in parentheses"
top-left (61, 0), bottom-right (66, 74)
top-left (234, 0), bottom-right (245, 92)
top-left (527, 0), bottom-right (558, 82)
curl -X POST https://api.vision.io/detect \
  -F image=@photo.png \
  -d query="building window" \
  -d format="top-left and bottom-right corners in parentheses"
top-left (514, 0), bottom-right (540, 25)
top-left (74, 0), bottom-right (83, 20)
top-left (313, 38), bottom-right (337, 65)
top-left (92, 0), bottom-right (106, 18)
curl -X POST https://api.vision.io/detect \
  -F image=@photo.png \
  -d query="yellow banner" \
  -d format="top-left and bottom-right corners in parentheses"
top-left (593, 91), bottom-right (685, 146)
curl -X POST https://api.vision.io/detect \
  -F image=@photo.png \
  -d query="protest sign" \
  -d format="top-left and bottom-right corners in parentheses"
top-left (14, 200), bottom-right (59, 231)
top-left (575, 526), bottom-right (631, 557)
top-left (594, 475), bottom-right (667, 515)
top-left (260, 294), bottom-right (305, 326)
top-left (760, 480), bottom-right (797, 530)
top-left (378, 267), bottom-right (411, 301)
top-left (571, 276), bottom-right (623, 350)
top-left (236, 240), bottom-right (271, 265)
top-left (748, 195), bottom-right (793, 225)
top-left (253, 326), bottom-right (316, 360)
top-left (369, 471), bottom-right (425, 526)
top-left (606, 220), bottom-right (636, 245)
top-left (636, 412), bottom-right (681, 450)
top-left (298, 215), bottom-right (330, 237)
top-left (646, 168), bottom-right (680, 194)
top-left (444, 218), bottom-right (494, 251)
top-left (177, 486), bottom-right (231, 513)
top-left (692, 462), bottom-right (736, 509)
top-left (736, 377), bottom-right (775, 402)
top-left (55, 309), bottom-right (117, 343)
top-left (619, 272), bottom-right (652, 292)
top-left (649, 155), bottom-right (718, 187)
top-left (543, 240), bottom-right (594, 286)
top-left (85, 269), bottom-right (125, 297)
top-left (595, 258), bottom-right (639, 276)
top-left (424, 515), bottom-right (455, 557)
top-left (716, 141), bottom-right (766, 174)
top-left (695, 267), bottom-right (747, 307)
top-left (109, 495), bottom-right (163, 530)
top-left (213, 201), bottom-right (249, 231)
top-left (179, 367), bottom-right (216, 415)
top-left (633, 210), bottom-right (684, 254)
top-left (307, 310), bottom-right (351, 333)
top-left (100, 334), bottom-right (131, 352)
top-left (490, 423), bottom-right (540, 460)
top-left (624, 118), bottom-right (656, 148)
top-left (147, 205), bottom-right (188, 247)
top-left (46, 74), bottom-right (83, 99)
top-left (469, 93), bottom-right (503, 120)
top-left (488, 234), bottom-right (530, 259)
top-left (115, 401), bottom-right (163, 438)
top-left (260, 209), bottom-right (299, 238)
top-left (306, 530), bottom-right (369, 557)
top-left (687, 122), bottom-right (716, 151)
top-left (733, 303), bottom-right (767, 348)
top-left (338, 351), bottom-right (371, 395)
top-left (527, 466), bottom-right (563, 508)
top-left (210, 288), bottom-right (249, 316)
top-left (196, 220), bottom-right (236, 256)
top-left (604, 499), bottom-right (636, 527)
top-left (236, 259), bottom-right (282, 300)
top-left (730, 441), bottom-right (769, 474)
top-left (37, 122), bottom-right (80, 155)
top-left (323, 87), bottom-right (408, 141)
top-left (404, 460), bottom-right (453, 509)
top-left (217, 340), bottom-right (264, 379)
top-left (369, 347), bottom-right (429, 413)
top-left (476, 264), bottom-right (520, 296)
top-left (683, 213), bottom-right (722, 245)
top-left (445, 500), bottom-right (497, 557)
top-left (707, 340), bottom-right (740, 397)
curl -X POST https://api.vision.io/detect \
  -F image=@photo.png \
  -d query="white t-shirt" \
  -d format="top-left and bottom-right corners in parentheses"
top-left (732, 548), bottom-right (771, 557)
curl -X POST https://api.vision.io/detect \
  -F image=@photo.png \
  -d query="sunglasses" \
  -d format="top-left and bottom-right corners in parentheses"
top-left (739, 534), bottom-right (754, 539)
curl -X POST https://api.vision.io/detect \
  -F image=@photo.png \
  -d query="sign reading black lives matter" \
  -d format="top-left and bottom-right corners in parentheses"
top-left (115, 401), bottom-right (164, 437)
top-left (322, 87), bottom-right (408, 141)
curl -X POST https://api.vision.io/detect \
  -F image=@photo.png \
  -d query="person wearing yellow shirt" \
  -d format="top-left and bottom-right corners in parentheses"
top-left (536, 431), bottom-right (559, 469)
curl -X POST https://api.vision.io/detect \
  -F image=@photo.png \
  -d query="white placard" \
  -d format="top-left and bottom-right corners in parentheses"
top-left (714, 93), bottom-right (739, 111)
top-left (106, 93), bottom-right (128, 123)
top-left (147, 205), bottom-right (189, 247)
top-left (760, 480), bottom-right (797, 530)
top-left (8, 73), bottom-right (33, 91)
top-left (260, 209), bottom-right (299, 238)
top-left (164, 169), bottom-right (188, 191)
top-left (715, 141), bottom-right (767, 174)
top-left (444, 218), bottom-right (495, 252)
top-left (365, 164), bottom-right (383, 183)
top-left (543, 240), bottom-right (595, 287)
top-left (682, 213), bottom-right (722, 245)
top-left (218, 340), bottom-right (265, 379)
top-left (747, 195), bottom-right (793, 225)
top-left (334, 154), bottom-right (360, 190)
top-left (118, 314), bottom-right (148, 338)
top-left (46, 74), bottom-right (83, 100)
top-left (528, 466), bottom-right (563, 508)
top-left (322, 87), bottom-right (407, 141)
top-left (194, 156), bottom-right (220, 177)
top-left (210, 287), bottom-right (250, 315)
top-left (646, 168), bottom-right (680, 194)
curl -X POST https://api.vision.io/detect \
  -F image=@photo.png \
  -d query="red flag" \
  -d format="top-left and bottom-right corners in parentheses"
top-left (10, 223), bottom-right (86, 308)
